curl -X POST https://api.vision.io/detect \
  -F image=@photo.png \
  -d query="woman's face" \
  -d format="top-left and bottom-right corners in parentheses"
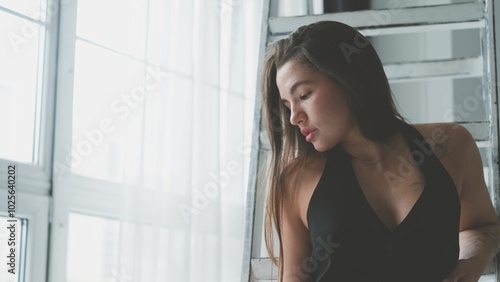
top-left (276, 59), bottom-right (354, 152)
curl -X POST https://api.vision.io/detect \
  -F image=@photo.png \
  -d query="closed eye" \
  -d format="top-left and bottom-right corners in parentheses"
top-left (299, 92), bottom-right (311, 100)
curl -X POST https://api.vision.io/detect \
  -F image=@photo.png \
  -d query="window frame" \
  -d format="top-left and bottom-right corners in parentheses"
top-left (47, 0), bottom-right (77, 280)
top-left (0, 1), bottom-right (60, 281)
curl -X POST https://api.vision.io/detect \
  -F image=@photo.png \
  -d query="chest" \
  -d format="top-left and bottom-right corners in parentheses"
top-left (300, 154), bottom-right (461, 232)
top-left (352, 162), bottom-right (426, 232)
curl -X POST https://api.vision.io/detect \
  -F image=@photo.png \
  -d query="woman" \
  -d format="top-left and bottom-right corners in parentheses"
top-left (261, 21), bottom-right (500, 282)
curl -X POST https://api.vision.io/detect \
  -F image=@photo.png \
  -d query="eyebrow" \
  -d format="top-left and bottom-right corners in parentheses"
top-left (280, 79), bottom-right (313, 104)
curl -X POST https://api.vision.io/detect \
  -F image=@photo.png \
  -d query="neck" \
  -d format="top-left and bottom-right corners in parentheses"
top-left (339, 128), bottom-right (406, 166)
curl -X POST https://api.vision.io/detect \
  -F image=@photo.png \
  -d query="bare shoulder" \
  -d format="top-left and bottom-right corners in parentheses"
top-left (412, 122), bottom-right (476, 159)
top-left (412, 122), bottom-right (478, 193)
top-left (282, 155), bottom-right (327, 229)
top-left (282, 155), bottom-right (327, 197)
top-left (280, 156), bottom-right (327, 280)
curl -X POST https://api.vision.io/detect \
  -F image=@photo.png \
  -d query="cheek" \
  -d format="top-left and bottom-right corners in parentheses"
top-left (317, 96), bottom-right (343, 119)
top-left (318, 100), bottom-right (352, 134)
top-left (330, 94), bottom-right (351, 118)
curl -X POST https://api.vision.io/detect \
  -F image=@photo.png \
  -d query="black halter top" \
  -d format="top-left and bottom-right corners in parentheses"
top-left (306, 123), bottom-right (460, 282)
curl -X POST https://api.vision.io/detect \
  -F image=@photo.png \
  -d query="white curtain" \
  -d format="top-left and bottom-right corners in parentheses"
top-left (115, 1), bottom-right (262, 281)
top-left (67, 0), bottom-right (263, 281)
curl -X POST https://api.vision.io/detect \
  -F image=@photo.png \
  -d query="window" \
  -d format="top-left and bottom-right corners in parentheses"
top-left (0, 1), bottom-right (58, 282)
top-left (3, 1), bottom-right (263, 281)
top-left (66, 213), bottom-right (120, 282)
top-left (70, 0), bottom-right (150, 181)
top-left (51, 1), bottom-right (262, 281)
top-left (0, 1), bottom-right (50, 164)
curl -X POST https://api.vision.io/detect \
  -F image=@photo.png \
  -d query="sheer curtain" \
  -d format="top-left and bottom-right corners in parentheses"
top-left (114, 1), bottom-right (262, 281)
top-left (65, 0), bottom-right (263, 281)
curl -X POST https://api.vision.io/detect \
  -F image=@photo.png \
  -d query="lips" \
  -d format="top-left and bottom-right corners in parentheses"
top-left (300, 127), bottom-right (317, 142)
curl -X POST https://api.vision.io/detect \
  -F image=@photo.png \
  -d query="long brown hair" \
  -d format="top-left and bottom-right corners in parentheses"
top-left (261, 21), bottom-right (407, 281)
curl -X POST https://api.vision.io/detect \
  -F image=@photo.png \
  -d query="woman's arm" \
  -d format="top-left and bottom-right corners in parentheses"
top-left (443, 125), bottom-right (500, 282)
top-left (443, 221), bottom-right (500, 282)
top-left (281, 167), bottom-right (312, 282)
top-left (278, 157), bottom-right (329, 282)
top-left (281, 197), bottom-right (312, 281)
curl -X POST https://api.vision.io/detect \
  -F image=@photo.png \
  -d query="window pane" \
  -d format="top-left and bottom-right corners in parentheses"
top-left (66, 213), bottom-right (120, 282)
top-left (67, 214), bottom-right (189, 282)
top-left (0, 0), bottom-right (48, 21)
top-left (0, 10), bottom-right (44, 163)
top-left (71, 40), bottom-right (145, 180)
top-left (76, 0), bottom-right (147, 59)
top-left (0, 216), bottom-right (27, 282)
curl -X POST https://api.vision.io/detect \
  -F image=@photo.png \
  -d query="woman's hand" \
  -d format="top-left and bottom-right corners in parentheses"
top-left (442, 258), bottom-right (484, 282)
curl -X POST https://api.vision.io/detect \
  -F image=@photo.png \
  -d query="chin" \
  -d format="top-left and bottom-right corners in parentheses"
top-left (312, 143), bottom-right (329, 153)
top-left (312, 141), bottom-right (338, 153)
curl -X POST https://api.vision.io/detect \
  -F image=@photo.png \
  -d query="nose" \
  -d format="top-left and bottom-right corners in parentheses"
top-left (289, 104), bottom-right (305, 125)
